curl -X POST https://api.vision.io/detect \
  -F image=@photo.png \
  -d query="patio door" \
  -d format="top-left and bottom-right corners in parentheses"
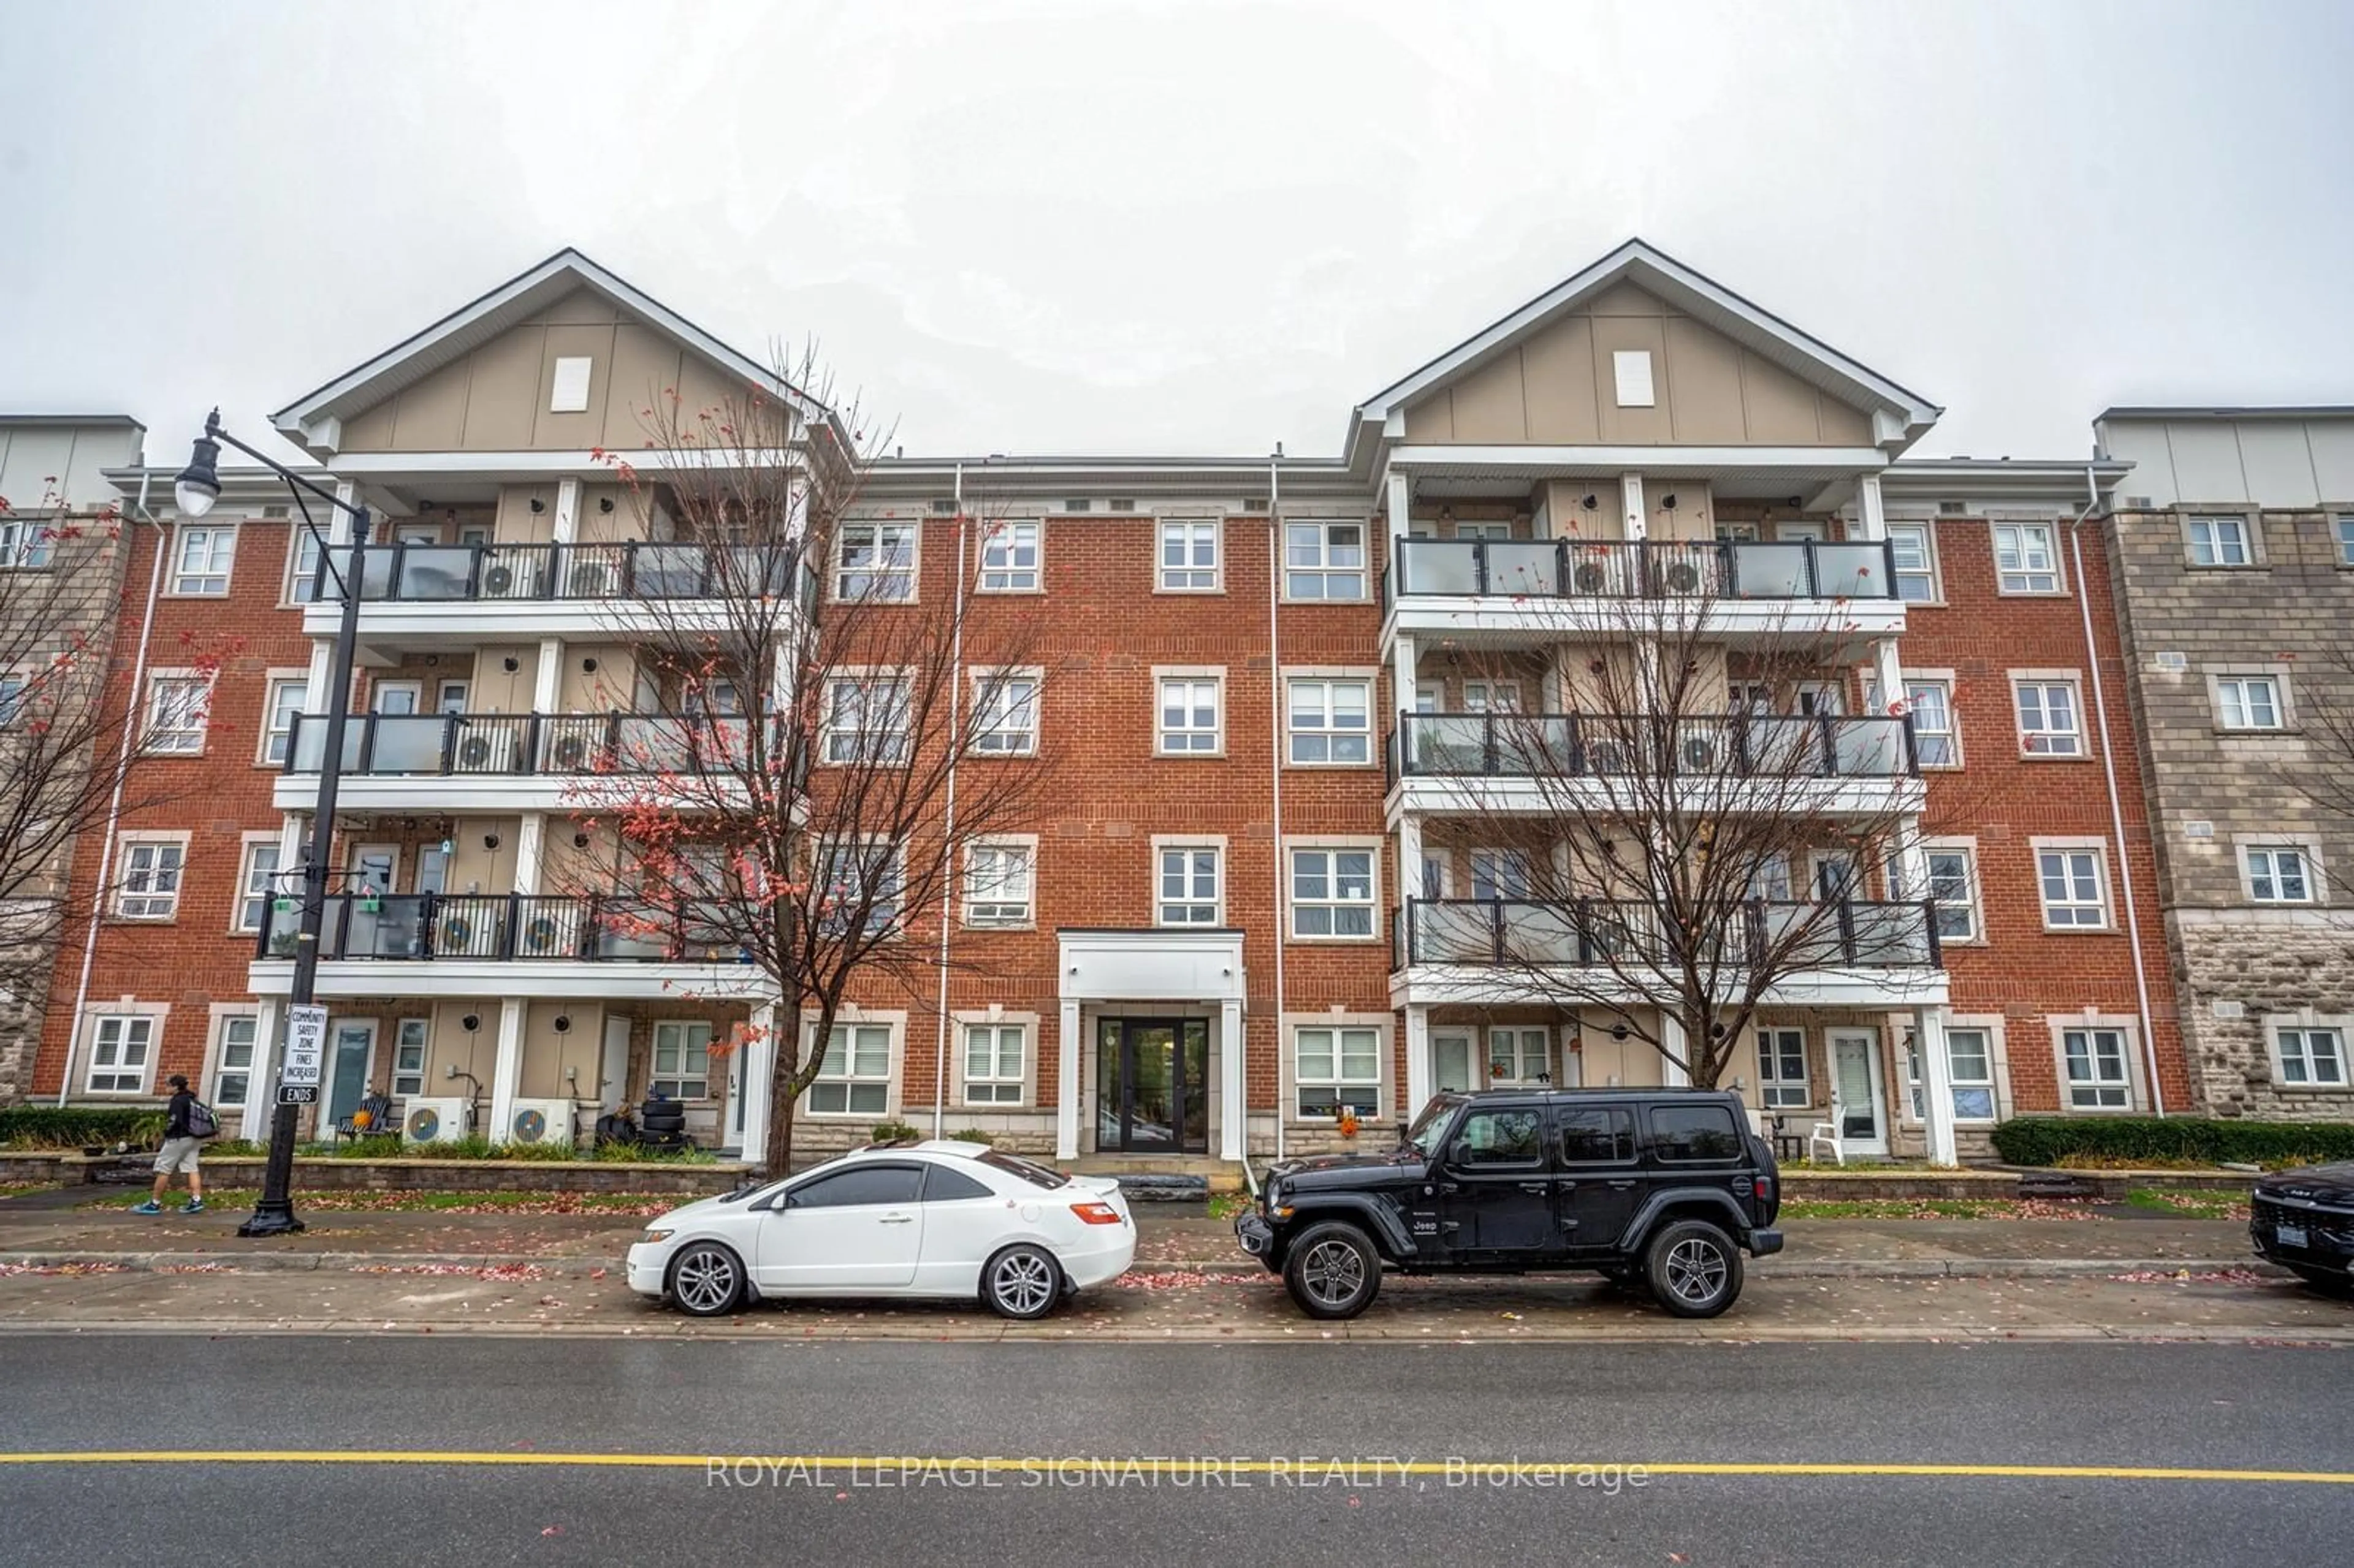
top-left (1828, 1029), bottom-right (1887, 1155)
top-left (324, 1021), bottom-right (376, 1132)
top-left (1095, 1017), bottom-right (1208, 1154)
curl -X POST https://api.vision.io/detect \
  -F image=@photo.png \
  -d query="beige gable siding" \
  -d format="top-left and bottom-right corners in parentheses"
top-left (337, 289), bottom-right (756, 453)
top-left (1401, 284), bottom-right (1875, 447)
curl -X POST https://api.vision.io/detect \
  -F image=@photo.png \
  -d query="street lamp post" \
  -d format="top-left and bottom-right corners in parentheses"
top-left (174, 409), bottom-right (370, 1238)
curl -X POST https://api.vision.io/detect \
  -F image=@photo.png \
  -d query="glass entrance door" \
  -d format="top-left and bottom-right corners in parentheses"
top-left (1095, 1017), bottom-right (1209, 1153)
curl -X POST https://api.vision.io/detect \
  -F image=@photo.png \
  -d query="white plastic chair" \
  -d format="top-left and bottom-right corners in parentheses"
top-left (1807, 1102), bottom-right (1844, 1166)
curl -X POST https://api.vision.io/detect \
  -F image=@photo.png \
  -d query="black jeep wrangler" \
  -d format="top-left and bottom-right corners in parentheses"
top-left (1235, 1087), bottom-right (1782, 1320)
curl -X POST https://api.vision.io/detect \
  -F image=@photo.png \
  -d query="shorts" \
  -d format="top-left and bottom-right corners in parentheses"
top-left (154, 1136), bottom-right (203, 1174)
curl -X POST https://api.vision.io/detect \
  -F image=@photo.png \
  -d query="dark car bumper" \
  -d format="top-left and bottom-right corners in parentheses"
top-left (1235, 1211), bottom-right (1277, 1260)
top-left (1747, 1228), bottom-right (1785, 1258)
top-left (2251, 1195), bottom-right (2354, 1276)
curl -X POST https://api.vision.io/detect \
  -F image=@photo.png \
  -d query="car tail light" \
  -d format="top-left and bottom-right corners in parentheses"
top-left (1070, 1201), bottom-right (1124, 1225)
top-left (1753, 1178), bottom-right (1773, 1201)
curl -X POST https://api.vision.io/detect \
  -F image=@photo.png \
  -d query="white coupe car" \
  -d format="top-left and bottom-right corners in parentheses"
top-left (625, 1140), bottom-right (1137, 1319)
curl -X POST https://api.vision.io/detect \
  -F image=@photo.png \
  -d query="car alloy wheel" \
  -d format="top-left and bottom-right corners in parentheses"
top-left (668, 1243), bottom-right (743, 1317)
top-left (1644, 1219), bottom-right (1743, 1319)
top-left (1301, 1239), bottom-right (1365, 1306)
top-left (985, 1245), bottom-right (1062, 1320)
top-left (1282, 1220), bottom-right (1381, 1320)
top-left (1664, 1238), bottom-right (1727, 1303)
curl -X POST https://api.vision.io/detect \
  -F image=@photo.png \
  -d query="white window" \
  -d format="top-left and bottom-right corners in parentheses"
top-left (2215, 674), bottom-right (2283, 731)
top-left (810, 1022), bottom-right (891, 1114)
top-left (1463, 680), bottom-right (1521, 713)
top-left (172, 524), bottom-right (235, 594)
top-left (1757, 1027), bottom-right (1808, 1108)
top-left (235, 840), bottom-right (281, 933)
top-left (964, 842), bottom-right (1035, 926)
top-left (2061, 1027), bottom-right (2132, 1109)
top-left (0, 515), bottom-right (55, 568)
top-left (549, 355), bottom-right (593, 413)
top-left (2013, 679), bottom-right (2082, 756)
top-left (972, 672), bottom-right (1039, 755)
top-left (650, 1021), bottom-right (712, 1100)
top-left (1611, 349), bottom-right (1655, 408)
top-left (2037, 847), bottom-right (2109, 929)
top-left (2186, 514), bottom-right (2252, 567)
top-left (1159, 520), bottom-right (1220, 590)
top-left (1992, 522), bottom-right (2059, 593)
top-left (1911, 1027), bottom-right (2000, 1121)
top-left (1900, 680), bottom-right (1958, 766)
top-left (86, 1014), bottom-right (154, 1094)
top-left (2247, 846), bottom-right (2314, 904)
top-left (392, 1018), bottom-right (428, 1097)
top-left (1286, 677), bottom-right (1370, 765)
top-left (962, 1022), bottom-right (1026, 1105)
top-left (978, 520), bottom-right (1040, 592)
top-left (287, 527), bottom-right (325, 603)
top-left (0, 670), bottom-right (25, 728)
top-left (1290, 847), bottom-right (1376, 938)
top-left (1284, 520), bottom-right (1366, 600)
top-left (1417, 851), bottom-right (1451, 900)
top-left (1158, 845), bottom-right (1221, 926)
top-left (817, 842), bottom-right (903, 935)
top-left (1468, 848), bottom-right (1531, 901)
top-left (116, 837), bottom-right (185, 920)
top-left (2337, 516), bottom-right (2354, 567)
top-left (213, 1014), bottom-right (257, 1107)
top-left (1887, 522), bottom-right (1937, 602)
top-left (1158, 675), bottom-right (1222, 754)
top-left (1907, 846), bottom-right (1976, 942)
top-left (262, 677), bottom-right (307, 765)
top-left (835, 522), bottom-right (916, 601)
top-left (1296, 1026), bottom-right (1380, 1117)
top-left (823, 676), bottom-right (910, 763)
top-left (145, 675), bottom-right (211, 754)
top-left (2276, 1027), bottom-right (2348, 1087)
top-left (1486, 1026), bottom-right (1553, 1086)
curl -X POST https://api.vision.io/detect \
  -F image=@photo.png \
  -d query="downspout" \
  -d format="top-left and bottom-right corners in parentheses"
top-left (1268, 458), bottom-right (1286, 1163)
top-left (56, 470), bottom-right (164, 1105)
top-left (2066, 466), bottom-right (2165, 1116)
top-left (929, 463), bottom-right (968, 1137)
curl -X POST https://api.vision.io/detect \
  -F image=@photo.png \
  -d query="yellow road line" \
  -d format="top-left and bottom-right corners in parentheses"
top-left (0, 1452), bottom-right (2347, 1485)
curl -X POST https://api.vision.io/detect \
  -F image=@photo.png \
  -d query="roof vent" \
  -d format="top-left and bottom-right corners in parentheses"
top-left (2154, 652), bottom-right (2188, 673)
top-left (1938, 501), bottom-right (1967, 516)
top-left (1064, 498), bottom-right (1092, 513)
top-left (929, 498), bottom-right (956, 514)
top-left (2124, 495), bottom-right (2152, 509)
top-left (263, 504), bottom-right (289, 518)
top-left (1244, 497), bottom-right (1267, 512)
top-left (1109, 498), bottom-right (1135, 512)
top-left (2184, 820), bottom-right (2215, 840)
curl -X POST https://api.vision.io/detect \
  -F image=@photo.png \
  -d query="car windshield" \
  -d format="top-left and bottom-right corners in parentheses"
top-left (977, 1148), bottom-right (1069, 1190)
top-left (1403, 1097), bottom-right (1463, 1159)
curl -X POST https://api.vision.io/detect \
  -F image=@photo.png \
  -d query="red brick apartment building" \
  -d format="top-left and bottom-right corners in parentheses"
top-left (19, 240), bottom-right (2189, 1168)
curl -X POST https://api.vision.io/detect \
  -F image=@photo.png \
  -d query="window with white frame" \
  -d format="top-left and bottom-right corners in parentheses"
top-left (0, 515), bottom-right (55, 568)
top-left (145, 674), bottom-right (210, 754)
top-left (1158, 674), bottom-right (1222, 754)
top-left (2037, 845), bottom-right (2109, 929)
top-left (392, 1018), bottom-right (427, 1096)
top-left (1908, 1027), bottom-right (1998, 1121)
top-left (0, 669), bottom-right (25, 729)
top-left (1286, 677), bottom-right (1370, 764)
top-left (1159, 520), bottom-right (1219, 590)
top-left (2013, 678), bottom-right (2083, 756)
top-left (962, 1022), bottom-right (1025, 1105)
top-left (262, 677), bottom-right (307, 765)
top-left (2060, 1026), bottom-right (2132, 1109)
top-left (86, 1014), bottom-right (154, 1094)
top-left (1284, 520), bottom-right (1365, 600)
top-left (1866, 676), bottom-right (1957, 766)
top-left (1295, 1026), bottom-right (1379, 1117)
top-left (2186, 514), bottom-right (2252, 567)
top-left (1462, 679), bottom-right (1521, 713)
top-left (235, 839), bottom-right (280, 933)
top-left (978, 520), bottom-right (1040, 592)
top-left (2275, 1025), bottom-right (2348, 1087)
top-left (1157, 845), bottom-right (1221, 925)
top-left (650, 1021), bottom-right (712, 1099)
top-left (210, 1014), bottom-right (257, 1106)
top-left (817, 842), bottom-right (903, 935)
top-left (172, 524), bottom-right (235, 594)
top-left (1417, 851), bottom-right (1450, 900)
top-left (1992, 522), bottom-right (2059, 593)
top-left (2246, 845), bottom-right (2314, 904)
top-left (834, 522), bottom-right (916, 601)
top-left (1487, 1026), bottom-right (1553, 1086)
top-left (823, 676), bottom-right (910, 763)
top-left (972, 671), bottom-right (1039, 755)
top-left (2337, 516), bottom-right (2354, 567)
top-left (810, 1022), bottom-right (891, 1114)
top-left (1289, 847), bottom-right (1376, 938)
top-left (1468, 848), bottom-right (1530, 901)
top-left (1887, 522), bottom-right (1937, 601)
top-left (1921, 846), bottom-right (1979, 942)
top-left (964, 842), bottom-right (1035, 926)
top-left (2215, 674), bottom-right (2284, 731)
top-left (286, 526), bottom-right (325, 603)
top-left (116, 836), bottom-right (185, 920)
top-left (1758, 1027), bottom-right (1808, 1108)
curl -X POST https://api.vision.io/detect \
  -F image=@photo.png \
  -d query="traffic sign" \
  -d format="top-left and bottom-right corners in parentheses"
top-left (282, 1002), bottom-right (329, 1089)
top-left (276, 1084), bottom-right (319, 1106)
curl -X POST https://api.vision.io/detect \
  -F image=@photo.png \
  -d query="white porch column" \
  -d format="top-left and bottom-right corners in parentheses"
top-left (1914, 1006), bottom-right (1958, 1165)
top-left (1396, 812), bottom-right (1423, 931)
top-left (1853, 471), bottom-right (1888, 541)
top-left (1657, 1013), bottom-right (1692, 1088)
top-left (553, 478), bottom-right (582, 546)
top-left (1620, 472), bottom-right (1647, 541)
top-left (1872, 636), bottom-right (1905, 720)
top-left (532, 637), bottom-right (563, 714)
top-left (1403, 1004), bottom-right (1432, 1120)
top-left (1219, 998), bottom-right (1246, 1162)
top-left (1392, 633), bottom-right (1417, 726)
top-left (240, 997), bottom-right (285, 1143)
top-left (514, 813), bottom-right (547, 897)
top-left (1055, 998), bottom-right (1081, 1160)
top-left (488, 996), bottom-right (526, 1136)
top-left (1384, 468), bottom-right (1412, 550)
top-left (737, 1002), bottom-right (777, 1168)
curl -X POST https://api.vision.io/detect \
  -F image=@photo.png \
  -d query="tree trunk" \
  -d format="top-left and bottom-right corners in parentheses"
top-left (762, 1031), bottom-right (803, 1175)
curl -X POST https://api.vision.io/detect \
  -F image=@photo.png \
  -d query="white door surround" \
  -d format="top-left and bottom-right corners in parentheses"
top-left (1056, 929), bottom-right (1247, 1162)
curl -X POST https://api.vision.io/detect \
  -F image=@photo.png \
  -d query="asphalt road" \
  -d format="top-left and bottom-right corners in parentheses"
top-left (2, 1336), bottom-right (2348, 1567)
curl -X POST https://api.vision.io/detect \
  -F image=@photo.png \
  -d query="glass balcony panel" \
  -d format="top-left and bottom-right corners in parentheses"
top-left (1729, 541), bottom-right (1811, 598)
top-left (1815, 542), bottom-right (1891, 599)
top-left (366, 715), bottom-right (446, 775)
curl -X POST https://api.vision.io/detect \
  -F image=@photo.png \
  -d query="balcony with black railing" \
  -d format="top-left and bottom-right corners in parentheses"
top-left (1388, 711), bottom-right (1918, 783)
top-left (1388, 537), bottom-right (1897, 604)
top-left (311, 539), bottom-right (819, 611)
top-left (281, 710), bottom-right (808, 782)
top-left (254, 892), bottom-right (755, 964)
top-left (1397, 896), bottom-right (1941, 972)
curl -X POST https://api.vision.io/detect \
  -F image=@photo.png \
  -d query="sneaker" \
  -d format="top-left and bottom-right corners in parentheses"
top-left (131, 1200), bottom-right (162, 1214)
top-left (182, 1199), bottom-right (206, 1214)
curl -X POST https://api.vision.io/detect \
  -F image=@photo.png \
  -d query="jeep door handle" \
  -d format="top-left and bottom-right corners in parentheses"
top-left (1606, 1179), bottom-right (1637, 1190)
top-left (1517, 1182), bottom-right (1549, 1194)
top-left (878, 1214), bottom-right (915, 1225)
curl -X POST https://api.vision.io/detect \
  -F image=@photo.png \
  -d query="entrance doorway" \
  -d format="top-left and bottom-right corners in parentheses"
top-left (1095, 1017), bottom-right (1208, 1154)
top-left (1829, 1029), bottom-right (1887, 1155)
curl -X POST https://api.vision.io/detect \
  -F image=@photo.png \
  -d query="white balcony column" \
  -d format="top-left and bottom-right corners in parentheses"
top-left (1056, 999), bottom-right (1082, 1160)
top-left (1396, 812), bottom-right (1423, 922)
top-left (1219, 997), bottom-right (1246, 1162)
top-left (1620, 472), bottom-right (1647, 541)
top-left (514, 813), bottom-right (547, 898)
top-left (326, 481), bottom-right (360, 547)
top-left (1853, 471), bottom-right (1889, 542)
top-left (532, 638), bottom-right (563, 714)
top-left (303, 642), bottom-right (335, 718)
top-left (240, 997), bottom-right (285, 1143)
top-left (488, 996), bottom-right (527, 1136)
top-left (1657, 1012), bottom-right (1692, 1088)
top-left (1403, 1004), bottom-right (1433, 1121)
top-left (1391, 633), bottom-right (1417, 729)
top-left (553, 478), bottom-right (582, 546)
top-left (1872, 636), bottom-right (1905, 723)
top-left (1384, 468), bottom-right (1412, 549)
top-left (737, 1002), bottom-right (777, 1168)
top-left (1914, 1005), bottom-right (1959, 1165)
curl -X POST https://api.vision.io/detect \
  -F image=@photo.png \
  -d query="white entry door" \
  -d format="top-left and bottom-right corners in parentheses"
top-left (1829, 1030), bottom-right (1887, 1155)
top-left (598, 1016), bottom-right (631, 1116)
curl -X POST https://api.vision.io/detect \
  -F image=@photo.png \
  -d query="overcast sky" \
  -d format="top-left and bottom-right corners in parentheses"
top-left (3, 0), bottom-right (2350, 468)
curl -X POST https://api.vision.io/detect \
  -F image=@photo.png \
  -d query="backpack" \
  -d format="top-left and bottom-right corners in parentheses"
top-left (185, 1099), bottom-right (221, 1140)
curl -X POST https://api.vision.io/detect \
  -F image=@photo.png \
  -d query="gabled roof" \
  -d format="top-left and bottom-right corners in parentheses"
top-left (1348, 238), bottom-right (1941, 464)
top-left (270, 248), bottom-right (835, 449)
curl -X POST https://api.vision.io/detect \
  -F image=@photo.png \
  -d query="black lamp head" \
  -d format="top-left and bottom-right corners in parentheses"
top-left (173, 415), bottom-right (224, 519)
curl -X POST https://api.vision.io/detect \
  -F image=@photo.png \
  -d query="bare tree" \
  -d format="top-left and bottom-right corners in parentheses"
top-left (1400, 544), bottom-right (1965, 1088)
top-left (2286, 641), bottom-right (2354, 828)
top-left (556, 353), bottom-right (1059, 1170)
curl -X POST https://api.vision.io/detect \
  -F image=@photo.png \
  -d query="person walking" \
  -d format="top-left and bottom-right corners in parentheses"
top-left (132, 1075), bottom-right (205, 1215)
